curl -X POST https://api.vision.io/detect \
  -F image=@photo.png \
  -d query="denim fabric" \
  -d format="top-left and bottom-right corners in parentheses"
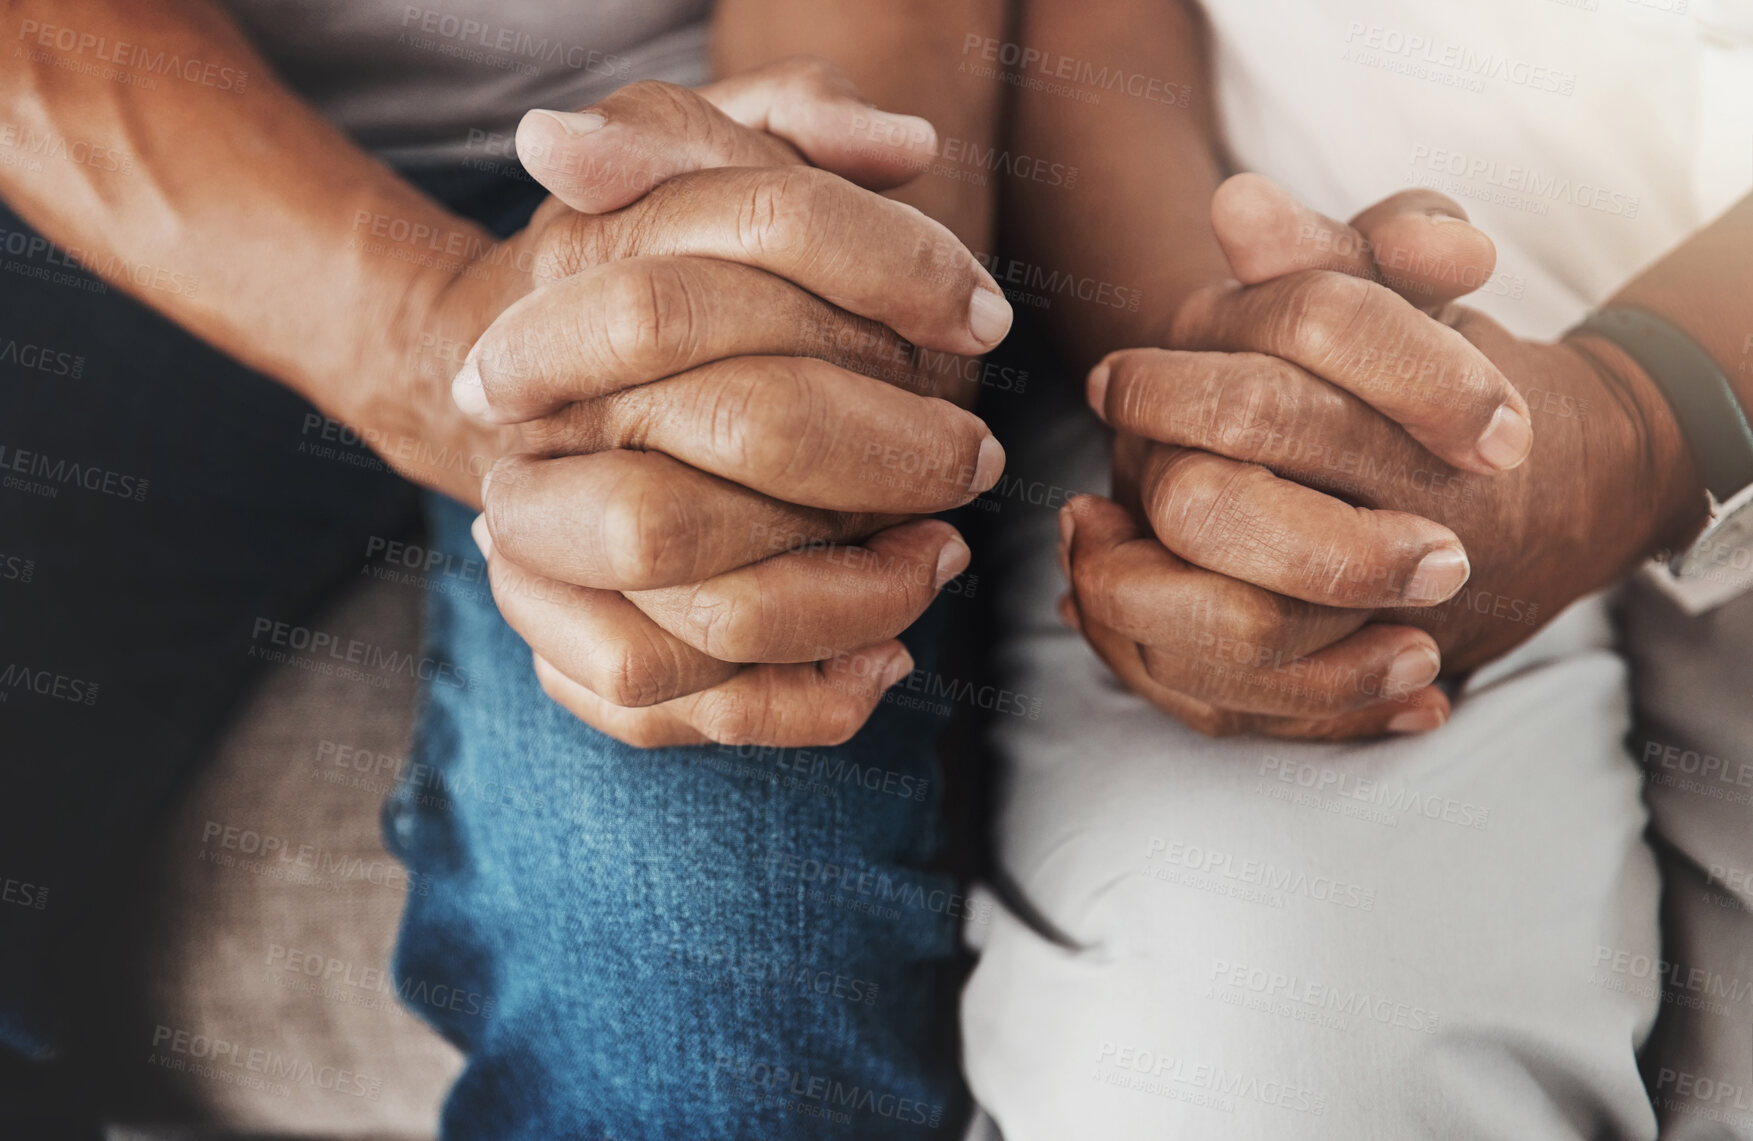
top-left (383, 494), bottom-right (971, 1140)
top-left (0, 163), bottom-right (970, 1137)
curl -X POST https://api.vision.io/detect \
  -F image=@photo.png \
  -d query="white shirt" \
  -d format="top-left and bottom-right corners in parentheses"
top-left (1201, 0), bottom-right (1753, 340)
top-left (1197, 0), bottom-right (1753, 616)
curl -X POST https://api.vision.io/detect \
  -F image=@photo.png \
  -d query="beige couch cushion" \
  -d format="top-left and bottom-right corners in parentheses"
top-left (103, 574), bottom-right (456, 1138)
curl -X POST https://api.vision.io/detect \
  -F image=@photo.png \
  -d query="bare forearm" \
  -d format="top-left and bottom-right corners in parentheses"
top-left (1554, 192), bottom-right (1753, 555)
top-left (1611, 193), bottom-right (1753, 415)
top-left (0, 0), bottom-right (475, 427)
top-left (1008, 0), bottom-right (1229, 371)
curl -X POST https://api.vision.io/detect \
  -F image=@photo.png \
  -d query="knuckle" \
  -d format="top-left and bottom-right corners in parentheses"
top-left (514, 406), bottom-right (594, 456)
top-left (584, 638), bottom-right (672, 709)
top-left (1104, 349), bottom-right (1168, 425)
top-left (1140, 647), bottom-right (1190, 692)
top-left (1149, 452), bottom-right (1231, 546)
top-left (689, 687), bottom-right (764, 747)
top-left (779, 54), bottom-right (845, 91)
top-left (535, 660), bottom-right (570, 706)
top-left (1274, 271), bottom-right (1373, 368)
top-left (532, 655), bottom-right (589, 718)
top-left (1167, 281), bottom-right (1235, 348)
top-left (480, 457), bottom-right (534, 541)
top-left (1204, 361), bottom-right (1296, 452)
top-left (607, 78), bottom-right (694, 121)
top-left (593, 260), bottom-right (701, 377)
top-left (714, 360), bottom-right (829, 486)
top-left (681, 587), bottom-right (759, 662)
top-left (1222, 595), bottom-right (1294, 658)
top-left (1067, 543), bottom-right (1112, 611)
top-left (532, 214), bottom-right (615, 282)
top-left (817, 698), bottom-right (870, 747)
top-left (737, 167), bottom-right (830, 261)
top-left (599, 472), bottom-right (692, 588)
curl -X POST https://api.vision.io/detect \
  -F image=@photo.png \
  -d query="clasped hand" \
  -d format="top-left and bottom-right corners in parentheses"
top-left (1063, 174), bottom-right (1694, 739)
top-left (406, 59), bottom-right (1015, 748)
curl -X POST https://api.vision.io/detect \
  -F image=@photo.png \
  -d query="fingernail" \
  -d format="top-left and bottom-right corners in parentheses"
top-left (1475, 403), bottom-right (1533, 471)
top-left (934, 534), bottom-right (971, 588)
top-left (973, 434), bottom-right (1005, 492)
top-left (869, 110), bottom-right (937, 149)
top-left (968, 287), bottom-right (1013, 349)
top-left (1087, 363), bottom-right (1110, 419)
top-left (478, 462), bottom-right (495, 505)
top-left (1059, 504), bottom-right (1077, 548)
top-left (528, 109), bottom-right (606, 136)
top-left (1427, 212), bottom-right (1469, 225)
top-left (1403, 546), bottom-right (1470, 604)
top-left (451, 359), bottom-right (491, 420)
top-left (1388, 706), bottom-right (1447, 734)
top-left (470, 512), bottom-right (493, 559)
top-left (1386, 644), bottom-right (1441, 694)
top-left (876, 646), bottom-right (915, 690)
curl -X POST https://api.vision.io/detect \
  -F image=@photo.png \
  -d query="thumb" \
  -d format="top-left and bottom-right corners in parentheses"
top-left (1211, 172), bottom-right (1379, 284)
top-left (516, 75), bottom-right (805, 215)
top-left (1347, 189), bottom-right (1497, 310)
top-left (697, 56), bottom-right (940, 192)
top-left (1210, 173), bottom-right (1496, 311)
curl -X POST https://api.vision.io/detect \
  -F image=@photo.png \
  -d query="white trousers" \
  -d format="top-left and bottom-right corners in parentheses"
top-left (960, 387), bottom-right (1753, 1140)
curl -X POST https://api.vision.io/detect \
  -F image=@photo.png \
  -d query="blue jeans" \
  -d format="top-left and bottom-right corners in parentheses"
top-left (0, 167), bottom-right (969, 1138)
top-left (389, 496), bottom-right (969, 1139)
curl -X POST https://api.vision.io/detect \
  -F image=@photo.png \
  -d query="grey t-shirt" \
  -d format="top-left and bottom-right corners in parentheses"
top-left (220, 0), bottom-right (713, 165)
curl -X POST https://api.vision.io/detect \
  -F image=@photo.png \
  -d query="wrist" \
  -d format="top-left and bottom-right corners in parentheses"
top-left (342, 212), bottom-right (515, 505)
top-left (1564, 331), bottom-right (1711, 561)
